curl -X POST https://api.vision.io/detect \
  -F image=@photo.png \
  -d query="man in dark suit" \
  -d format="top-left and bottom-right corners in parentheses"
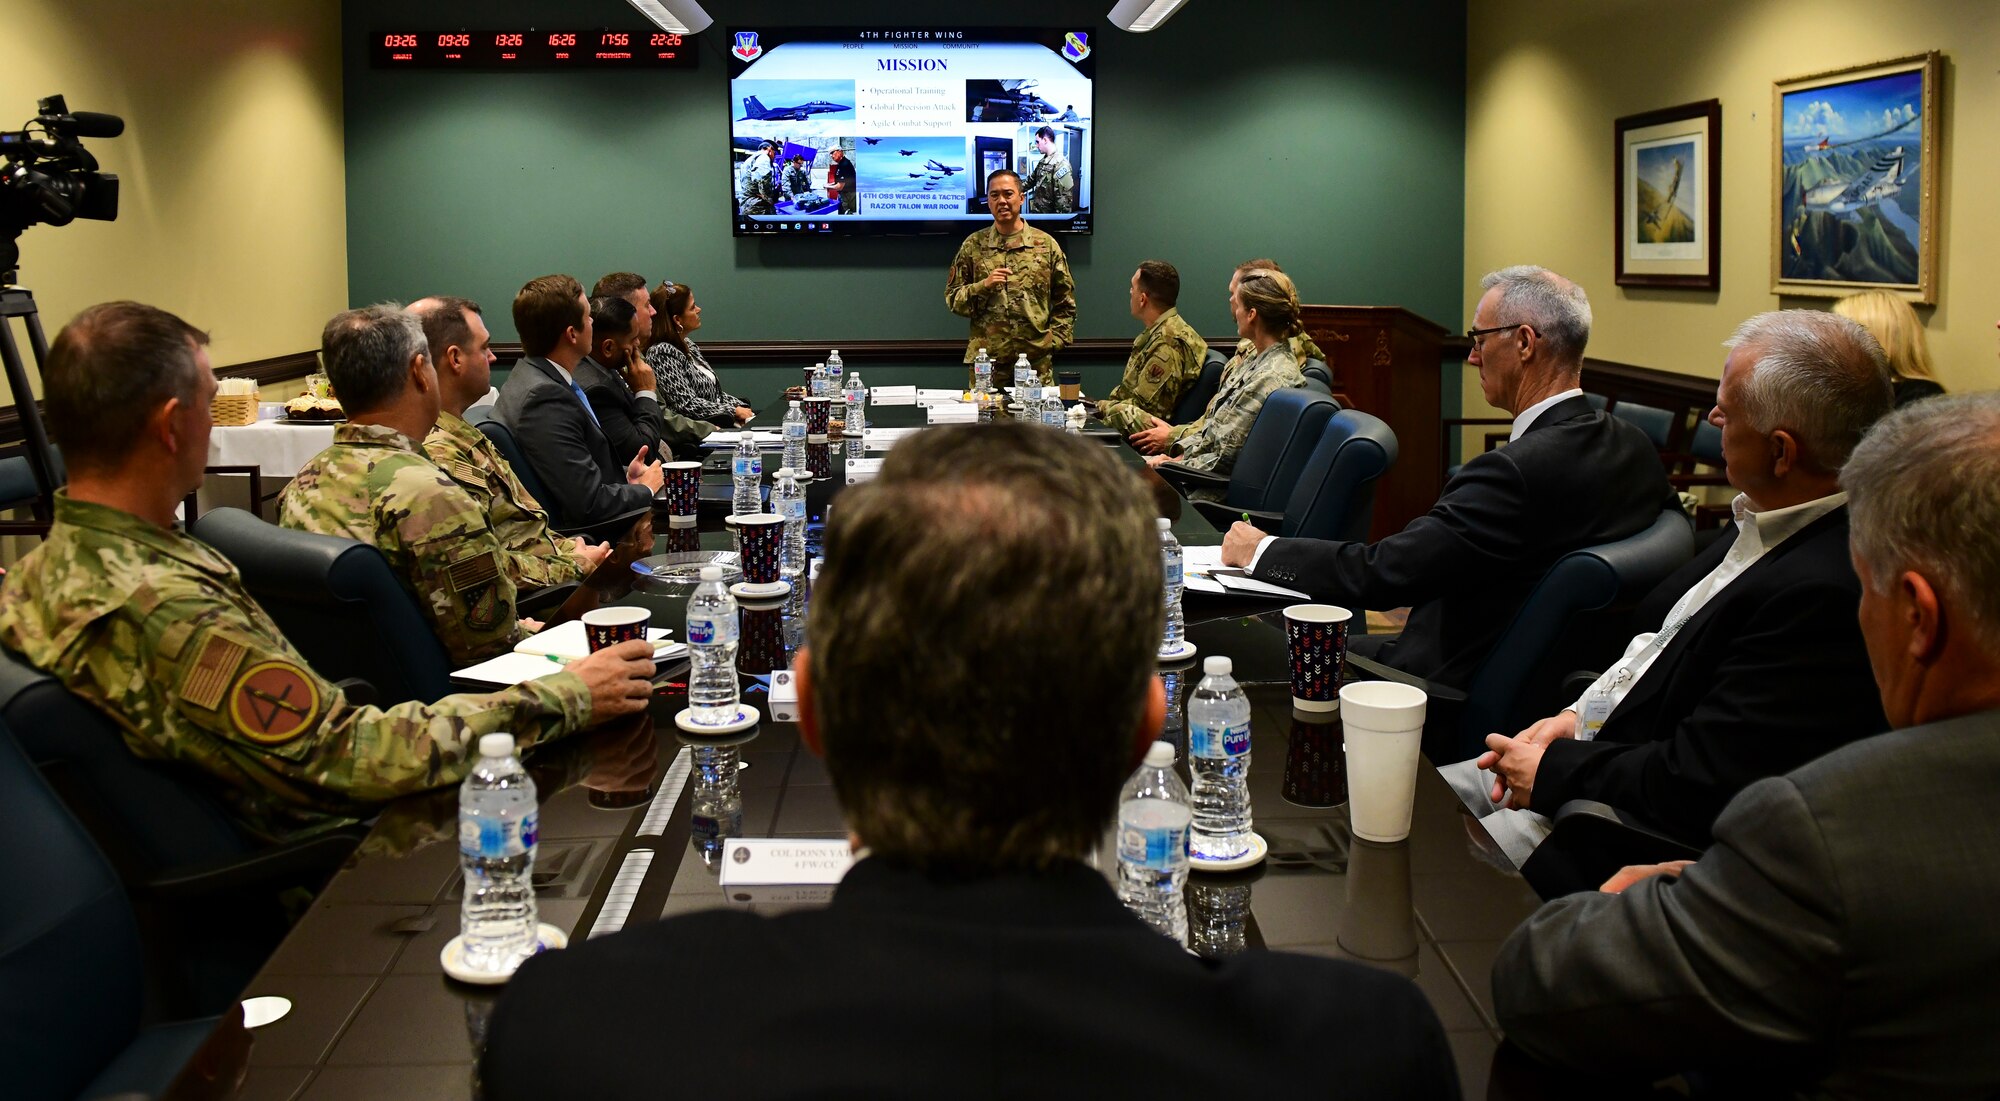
top-left (482, 423), bottom-right (1459, 1100)
top-left (492, 274), bottom-right (662, 530)
top-left (1492, 392), bottom-right (2000, 1096)
top-left (1222, 265), bottom-right (1671, 687)
top-left (1459, 310), bottom-right (1895, 861)
top-left (576, 294), bottom-right (709, 464)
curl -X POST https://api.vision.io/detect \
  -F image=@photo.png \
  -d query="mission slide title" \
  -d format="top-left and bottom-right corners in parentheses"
top-left (877, 57), bottom-right (949, 70)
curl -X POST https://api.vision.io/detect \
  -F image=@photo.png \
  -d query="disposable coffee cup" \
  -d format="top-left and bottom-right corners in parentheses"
top-left (725, 513), bottom-right (785, 586)
top-left (582, 606), bottom-right (651, 653)
top-left (1058, 370), bottom-right (1082, 400)
top-left (661, 461), bottom-right (702, 527)
top-left (1282, 604), bottom-right (1352, 712)
top-left (802, 397), bottom-right (831, 442)
top-left (1339, 681), bottom-right (1427, 843)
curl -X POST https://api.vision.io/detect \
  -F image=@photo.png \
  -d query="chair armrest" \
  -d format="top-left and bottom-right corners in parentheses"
top-left (517, 582), bottom-right (579, 618)
top-left (1560, 670), bottom-right (1599, 700)
top-left (556, 506), bottom-right (649, 545)
top-left (145, 828), bottom-right (364, 901)
top-left (1152, 462), bottom-right (1229, 494)
top-left (1190, 501), bottom-right (1281, 532)
top-left (1520, 800), bottom-right (1705, 899)
top-left (1344, 651), bottom-right (1467, 704)
top-left (331, 678), bottom-right (377, 708)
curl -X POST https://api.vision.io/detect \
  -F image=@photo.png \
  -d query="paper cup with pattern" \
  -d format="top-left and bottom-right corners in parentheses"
top-left (725, 513), bottom-right (786, 593)
top-left (661, 461), bottom-right (702, 527)
top-left (1282, 604), bottom-right (1352, 713)
top-left (802, 397), bottom-right (831, 442)
top-left (581, 606), bottom-right (651, 653)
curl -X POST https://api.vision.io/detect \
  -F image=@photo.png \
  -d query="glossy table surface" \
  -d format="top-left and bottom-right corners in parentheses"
top-left (201, 397), bottom-right (1568, 1100)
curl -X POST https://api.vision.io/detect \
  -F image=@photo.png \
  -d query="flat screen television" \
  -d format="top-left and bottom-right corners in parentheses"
top-left (727, 26), bottom-right (1095, 237)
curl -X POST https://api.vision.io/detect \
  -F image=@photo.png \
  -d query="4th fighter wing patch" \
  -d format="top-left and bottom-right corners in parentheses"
top-left (226, 659), bottom-right (322, 746)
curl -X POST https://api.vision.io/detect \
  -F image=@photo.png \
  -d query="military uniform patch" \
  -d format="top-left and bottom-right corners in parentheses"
top-left (448, 459), bottom-right (486, 489)
top-left (178, 632), bottom-right (248, 712)
top-left (1145, 361), bottom-right (1167, 382)
top-left (227, 660), bottom-right (321, 745)
top-left (450, 553), bottom-right (504, 631)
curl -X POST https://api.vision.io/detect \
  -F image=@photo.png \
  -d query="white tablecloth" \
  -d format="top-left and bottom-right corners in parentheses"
top-left (207, 420), bottom-right (336, 477)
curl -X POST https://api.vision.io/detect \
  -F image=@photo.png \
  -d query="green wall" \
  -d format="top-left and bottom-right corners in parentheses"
top-left (343, 0), bottom-right (1467, 352)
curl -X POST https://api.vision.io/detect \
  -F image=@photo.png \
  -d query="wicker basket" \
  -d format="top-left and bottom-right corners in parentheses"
top-left (211, 395), bottom-right (259, 427)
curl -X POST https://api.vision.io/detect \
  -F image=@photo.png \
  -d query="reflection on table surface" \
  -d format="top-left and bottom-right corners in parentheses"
top-left (203, 398), bottom-right (1596, 1101)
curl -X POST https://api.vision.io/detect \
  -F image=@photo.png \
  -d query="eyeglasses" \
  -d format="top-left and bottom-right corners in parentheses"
top-left (1465, 322), bottom-right (1538, 343)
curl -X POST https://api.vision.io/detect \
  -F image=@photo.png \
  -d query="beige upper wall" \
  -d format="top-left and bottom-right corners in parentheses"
top-left (0, 0), bottom-right (346, 401)
top-left (1464, 0), bottom-right (1998, 414)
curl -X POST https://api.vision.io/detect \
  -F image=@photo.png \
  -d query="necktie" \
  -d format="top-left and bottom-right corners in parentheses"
top-left (570, 381), bottom-right (601, 428)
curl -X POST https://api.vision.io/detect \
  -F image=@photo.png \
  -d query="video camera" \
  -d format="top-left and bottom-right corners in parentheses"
top-left (1, 94), bottom-right (123, 279)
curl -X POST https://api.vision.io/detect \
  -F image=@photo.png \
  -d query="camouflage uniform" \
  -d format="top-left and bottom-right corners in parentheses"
top-left (1168, 341), bottom-right (1305, 485)
top-left (1025, 150), bottom-right (1076, 214)
top-left (784, 164), bottom-right (812, 198)
top-left (423, 409), bottom-right (587, 589)
top-left (1097, 308), bottom-right (1207, 434)
top-left (279, 422), bottom-right (522, 665)
top-left (737, 153), bottom-right (778, 215)
top-left (945, 223), bottom-right (1076, 384)
top-left (0, 493), bottom-right (591, 841)
top-left (1233, 332), bottom-right (1325, 368)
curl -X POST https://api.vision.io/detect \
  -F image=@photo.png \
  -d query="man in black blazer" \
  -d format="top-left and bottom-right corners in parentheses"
top-left (482, 423), bottom-right (1459, 1100)
top-left (576, 294), bottom-right (710, 464)
top-left (1465, 309), bottom-right (1894, 860)
top-left (1492, 392), bottom-right (2000, 1096)
top-left (1222, 265), bottom-right (1671, 688)
top-left (492, 274), bottom-right (662, 530)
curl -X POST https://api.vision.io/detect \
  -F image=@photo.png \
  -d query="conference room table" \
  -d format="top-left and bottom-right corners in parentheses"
top-left (191, 394), bottom-right (1606, 1101)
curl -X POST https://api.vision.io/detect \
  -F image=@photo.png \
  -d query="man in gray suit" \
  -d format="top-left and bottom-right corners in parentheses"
top-left (494, 274), bottom-right (662, 530)
top-left (1492, 392), bottom-right (2000, 1097)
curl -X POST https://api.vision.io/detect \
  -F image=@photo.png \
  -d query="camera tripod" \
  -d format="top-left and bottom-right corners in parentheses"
top-left (0, 280), bottom-right (62, 536)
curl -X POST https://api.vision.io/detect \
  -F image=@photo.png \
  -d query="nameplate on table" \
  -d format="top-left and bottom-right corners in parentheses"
top-left (863, 427), bottom-right (922, 450)
top-left (870, 385), bottom-right (917, 406)
top-left (718, 839), bottom-right (854, 886)
top-left (924, 403), bottom-right (978, 425)
top-left (845, 457), bottom-right (884, 484)
top-left (916, 388), bottom-right (966, 406)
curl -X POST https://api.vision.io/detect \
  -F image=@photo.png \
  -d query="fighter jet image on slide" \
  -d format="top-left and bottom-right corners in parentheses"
top-left (739, 95), bottom-right (852, 121)
top-left (967, 80), bottom-right (1060, 122)
top-left (1640, 158), bottom-right (1683, 229)
top-left (861, 137), bottom-right (881, 145)
top-left (908, 172), bottom-right (924, 178)
top-left (1802, 147), bottom-right (1909, 214)
top-left (924, 160), bottom-right (963, 176)
top-left (898, 149), bottom-right (918, 156)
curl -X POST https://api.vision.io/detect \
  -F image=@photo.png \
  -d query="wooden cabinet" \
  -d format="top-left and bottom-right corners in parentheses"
top-left (1298, 305), bottom-right (1447, 541)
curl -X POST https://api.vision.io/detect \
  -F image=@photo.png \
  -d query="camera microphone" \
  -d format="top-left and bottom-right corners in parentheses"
top-left (51, 112), bottom-right (124, 139)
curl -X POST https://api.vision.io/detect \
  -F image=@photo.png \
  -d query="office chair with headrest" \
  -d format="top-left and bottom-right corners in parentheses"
top-left (1170, 349), bottom-right (1227, 425)
top-left (190, 507), bottom-right (455, 706)
top-left (1348, 507), bottom-right (1696, 762)
top-left (1156, 387), bottom-right (1335, 529)
top-left (1203, 408), bottom-right (1398, 544)
top-left (0, 719), bottom-right (225, 1101)
top-left (471, 413), bottom-right (649, 545)
top-left (1610, 401), bottom-right (1676, 452)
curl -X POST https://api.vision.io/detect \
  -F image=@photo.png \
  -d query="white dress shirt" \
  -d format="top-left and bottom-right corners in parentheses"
top-left (1569, 491), bottom-right (1847, 736)
top-left (1244, 388), bottom-right (1587, 574)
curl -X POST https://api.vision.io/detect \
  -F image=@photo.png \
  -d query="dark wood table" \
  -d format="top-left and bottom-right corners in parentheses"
top-left (200, 396), bottom-right (1562, 1100)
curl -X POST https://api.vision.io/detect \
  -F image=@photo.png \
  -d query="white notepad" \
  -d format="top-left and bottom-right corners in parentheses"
top-left (513, 619), bottom-right (673, 660)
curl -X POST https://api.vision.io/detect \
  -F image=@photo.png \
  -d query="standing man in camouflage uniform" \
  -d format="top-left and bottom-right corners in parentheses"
top-left (1097, 260), bottom-right (1207, 436)
top-left (280, 304), bottom-right (527, 665)
top-left (737, 140), bottom-right (780, 216)
top-left (946, 169), bottom-right (1076, 386)
top-left (1145, 269), bottom-right (1307, 490)
top-left (1024, 126), bottom-right (1076, 214)
top-left (411, 295), bottom-right (608, 590)
top-left (0, 301), bottom-right (656, 841)
top-left (1130, 258), bottom-right (1324, 455)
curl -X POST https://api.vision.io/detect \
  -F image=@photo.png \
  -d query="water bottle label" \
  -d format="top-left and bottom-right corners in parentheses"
top-left (733, 455), bottom-right (762, 477)
top-left (521, 811), bottom-right (538, 851)
top-left (1164, 561), bottom-right (1183, 587)
top-left (687, 613), bottom-right (738, 646)
top-left (784, 422), bottom-right (806, 439)
top-left (692, 814), bottom-right (720, 840)
top-left (462, 812), bottom-right (534, 859)
top-left (782, 500), bottom-right (806, 521)
top-left (1190, 720), bottom-right (1250, 759)
top-left (1118, 822), bottom-right (1187, 871)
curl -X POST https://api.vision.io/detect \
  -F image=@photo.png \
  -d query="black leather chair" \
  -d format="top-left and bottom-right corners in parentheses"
top-left (1520, 799), bottom-right (1704, 899)
top-left (1170, 349), bottom-right (1226, 425)
top-left (471, 412), bottom-right (647, 545)
top-left (1349, 508), bottom-right (1696, 762)
top-left (0, 719), bottom-right (223, 1101)
top-left (1206, 408), bottom-right (1398, 544)
top-left (1157, 387), bottom-right (1335, 528)
top-left (1301, 357), bottom-right (1333, 392)
top-left (190, 507), bottom-right (456, 705)
top-left (1610, 400), bottom-right (1676, 451)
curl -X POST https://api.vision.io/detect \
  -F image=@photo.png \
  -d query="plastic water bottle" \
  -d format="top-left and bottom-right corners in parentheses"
top-left (810, 363), bottom-right (827, 398)
top-left (973, 347), bottom-right (993, 396)
top-left (690, 743), bottom-right (742, 866)
top-left (773, 466), bottom-right (806, 577)
top-left (1117, 740), bottom-right (1192, 945)
top-left (781, 400), bottom-right (807, 475)
top-left (1158, 518), bottom-right (1184, 655)
top-left (843, 372), bottom-right (867, 462)
top-left (731, 431), bottom-right (761, 515)
top-left (1188, 656), bottom-right (1253, 862)
top-left (1188, 879), bottom-right (1253, 958)
top-left (686, 566), bottom-right (741, 726)
top-left (458, 733), bottom-right (540, 975)
top-left (825, 348), bottom-right (844, 394)
top-left (1040, 385), bottom-right (1065, 429)
top-left (1012, 353), bottom-right (1034, 406)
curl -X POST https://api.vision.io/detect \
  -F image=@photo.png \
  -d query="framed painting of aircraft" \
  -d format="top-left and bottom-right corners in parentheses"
top-left (1772, 52), bottom-right (1941, 303)
top-left (1615, 99), bottom-right (1721, 291)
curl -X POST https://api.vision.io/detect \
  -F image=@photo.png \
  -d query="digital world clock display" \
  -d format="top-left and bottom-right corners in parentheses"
top-left (370, 29), bottom-right (699, 69)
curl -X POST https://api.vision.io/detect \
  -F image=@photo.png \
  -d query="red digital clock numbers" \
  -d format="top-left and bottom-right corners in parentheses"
top-left (383, 33), bottom-right (419, 48)
top-left (601, 32), bottom-right (629, 46)
top-left (495, 33), bottom-right (523, 47)
top-left (370, 29), bottom-right (697, 68)
top-left (548, 33), bottom-right (577, 46)
top-left (651, 33), bottom-right (683, 46)
top-left (438, 33), bottom-right (470, 48)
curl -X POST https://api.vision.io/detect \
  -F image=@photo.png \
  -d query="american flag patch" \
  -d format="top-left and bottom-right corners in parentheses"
top-left (180, 632), bottom-right (248, 712)
top-left (448, 553), bottom-right (500, 593)
top-left (449, 459), bottom-right (485, 487)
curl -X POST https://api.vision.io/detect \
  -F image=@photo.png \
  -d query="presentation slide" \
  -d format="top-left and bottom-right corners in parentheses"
top-left (727, 27), bottom-right (1095, 237)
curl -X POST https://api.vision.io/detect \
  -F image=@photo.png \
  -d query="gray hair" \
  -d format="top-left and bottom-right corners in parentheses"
top-left (1724, 310), bottom-right (1892, 473)
top-left (1478, 265), bottom-right (1591, 366)
top-left (320, 303), bottom-right (426, 414)
top-left (1843, 392), bottom-right (2000, 654)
